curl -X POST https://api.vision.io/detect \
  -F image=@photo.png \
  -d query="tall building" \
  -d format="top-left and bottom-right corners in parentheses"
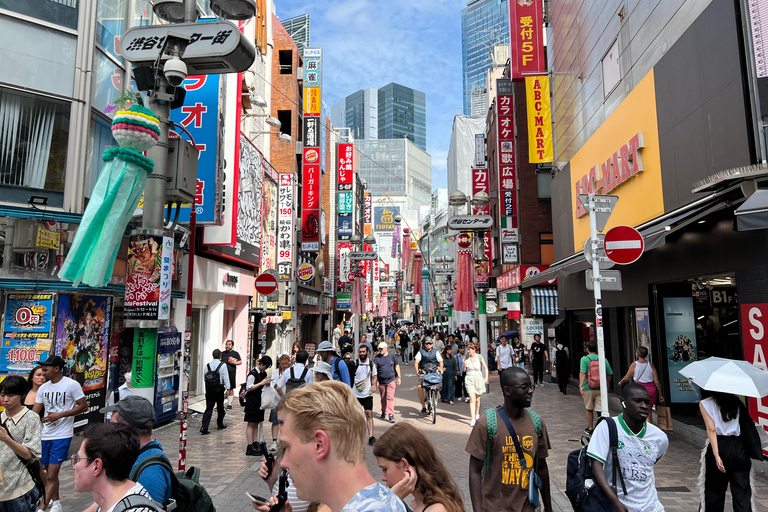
top-left (330, 88), bottom-right (378, 141)
top-left (377, 83), bottom-right (427, 151)
top-left (280, 13), bottom-right (310, 55)
top-left (461, 0), bottom-right (510, 115)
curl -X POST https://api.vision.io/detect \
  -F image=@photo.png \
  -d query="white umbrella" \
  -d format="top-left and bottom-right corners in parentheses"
top-left (679, 357), bottom-right (768, 398)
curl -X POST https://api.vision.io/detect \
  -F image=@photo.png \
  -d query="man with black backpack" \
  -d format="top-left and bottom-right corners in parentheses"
top-left (579, 341), bottom-right (613, 436)
top-left (352, 345), bottom-right (378, 446)
top-left (200, 349), bottom-right (230, 435)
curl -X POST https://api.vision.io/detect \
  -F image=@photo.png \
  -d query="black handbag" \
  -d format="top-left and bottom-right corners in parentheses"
top-left (2, 413), bottom-right (46, 504)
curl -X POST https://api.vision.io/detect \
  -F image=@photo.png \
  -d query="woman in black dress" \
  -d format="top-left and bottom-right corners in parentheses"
top-left (244, 355), bottom-right (272, 456)
top-left (440, 346), bottom-right (456, 405)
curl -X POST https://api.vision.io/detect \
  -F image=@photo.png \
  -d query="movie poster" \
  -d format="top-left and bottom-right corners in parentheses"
top-left (125, 234), bottom-right (172, 321)
top-left (663, 297), bottom-right (700, 403)
top-left (1, 293), bottom-right (55, 373)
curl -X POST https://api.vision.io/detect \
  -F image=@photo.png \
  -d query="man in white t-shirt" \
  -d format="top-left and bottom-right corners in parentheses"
top-left (586, 383), bottom-right (668, 512)
top-left (33, 355), bottom-right (87, 512)
top-left (495, 336), bottom-right (514, 375)
top-left (73, 422), bottom-right (161, 512)
top-left (353, 345), bottom-right (378, 446)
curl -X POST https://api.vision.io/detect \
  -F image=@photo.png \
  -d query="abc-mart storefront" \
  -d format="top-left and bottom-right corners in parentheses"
top-left (525, 61), bottom-right (768, 431)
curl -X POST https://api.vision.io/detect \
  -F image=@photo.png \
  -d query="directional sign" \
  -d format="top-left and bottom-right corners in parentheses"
top-left (577, 194), bottom-right (619, 232)
top-left (604, 225), bottom-right (644, 264)
top-left (379, 281), bottom-right (395, 288)
top-left (586, 269), bottom-right (623, 291)
top-left (583, 234), bottom-right (614, 270)
top-left (255, 273), bottom-right (278, 296)
top-left (447, 215), bottom-right (494, 230)
top-left (121, 21), bottom-right (256, 75)
top-left (433, 268), bottom-right (455, 276)
top-left (348, 251), bottom-right (378, 261)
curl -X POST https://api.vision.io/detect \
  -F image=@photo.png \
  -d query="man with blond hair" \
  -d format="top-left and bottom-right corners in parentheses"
top-left (269, 381), bottom-right (406, 512)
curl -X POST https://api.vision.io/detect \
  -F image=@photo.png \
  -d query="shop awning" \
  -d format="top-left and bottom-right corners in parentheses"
top-left (531, 288), bottom-right (559, 316)
top-left (523, 191), bottom-right (735, 288)
top-left (735, 187), bottom-right (768, 231)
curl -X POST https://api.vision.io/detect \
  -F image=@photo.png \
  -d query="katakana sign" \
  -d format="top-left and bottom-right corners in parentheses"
top-left (277, 174), bottom-right (295, 281)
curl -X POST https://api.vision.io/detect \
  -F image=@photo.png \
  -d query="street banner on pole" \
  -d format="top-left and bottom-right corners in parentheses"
top-left (525, 75), bottom-right (553, 163)
top-left (509, 0), bottom-right (545, 80)
top-left (277, 174), bottom-right (295, 281)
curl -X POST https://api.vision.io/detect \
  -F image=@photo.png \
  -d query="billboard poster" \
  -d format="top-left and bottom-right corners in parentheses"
top-left (132, 328), bottom-right (157, 388)
top-left (663, 297), bottom-right (700, 403)
top-left (374, 207), bottom-right (400, 232)
top-left (509, 0), bottom-right (545, 80)
top-left (741, 303), bottom-right (768, 447)
top-left (1, 293), bottom-right (54, 373)
top-left (338, 143), bottom-right (354, 190)
top-left (236, 134), bottom-right (263, 260)
top-left (525, 75), bottom-right (553, 163)
top-left (277, 173), bottom-right (295, 281)
top-left (635, 307), bottom-right (651, 356)
top-left (338, 214), bottom-right (353, 240)
top-left (261, 176), bottom-right (278, 270)
top-left (125, 234), bottom-right (172, 321)
top-left (158, 237), bottom-right (173, 321)
top-left (168, 75), bottom-right (221, 224)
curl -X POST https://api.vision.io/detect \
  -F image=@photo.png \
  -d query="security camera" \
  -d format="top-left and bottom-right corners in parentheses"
top-left (163, 56), bottom-right (187, 87)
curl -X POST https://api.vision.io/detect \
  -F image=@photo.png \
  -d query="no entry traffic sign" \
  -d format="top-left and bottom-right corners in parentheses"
top-left (604, 225), bottom-right (644, 265)
top-left (255, 273), bottom-right (278, 296)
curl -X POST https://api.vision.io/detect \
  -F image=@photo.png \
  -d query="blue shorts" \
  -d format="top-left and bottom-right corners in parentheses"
top-left (41, 438), bottom-right (72, 466)
top-left (269, 408), bottom-right (278, 424)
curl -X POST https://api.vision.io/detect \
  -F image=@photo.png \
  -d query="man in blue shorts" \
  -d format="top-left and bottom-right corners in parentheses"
top-left (33, 356), bottom-right (87, 512)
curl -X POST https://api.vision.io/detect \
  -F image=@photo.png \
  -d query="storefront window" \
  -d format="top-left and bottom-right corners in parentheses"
top-left (86, 116), bottom-right (117, 197)
top-left (91, 49), bottom-right (124, 116)
top-left (97, 0), bottom-right (127, 59)
top-left (0, 87), bottom-right (70, 194)
top-left (2, 0), bottom-right (79, 30)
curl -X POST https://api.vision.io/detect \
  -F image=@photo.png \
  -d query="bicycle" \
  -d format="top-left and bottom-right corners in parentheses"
top-left (422, 368), bottom-right (443, 425)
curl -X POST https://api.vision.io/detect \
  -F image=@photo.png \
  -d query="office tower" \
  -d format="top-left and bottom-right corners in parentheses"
top-left (330, 88), bottom-right (378, 141)
top-left (377, 83), bottom-right (427, 151)
top-left (281, 13), bottom-right (310, 55)
top-left (461, 0), bottom-right (510, 115)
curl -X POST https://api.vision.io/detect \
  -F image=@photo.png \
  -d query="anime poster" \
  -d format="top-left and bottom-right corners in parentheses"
top-left (55, 294), bottom-right (111, 391)
top-left (125, 234), bottom-right (172, 321)
top-left (663, 297), bottom-right (700, 403)
top-left (1, 293), bottom-right (55, 373)
top-left (261, 177), bottom-right (277, 270)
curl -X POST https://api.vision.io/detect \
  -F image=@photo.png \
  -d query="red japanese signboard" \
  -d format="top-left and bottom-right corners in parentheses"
top-left (472, 167), bottom-right (492, 283)
top-left (510, 0), bottom-right (545, 80)
top-left (301, 154), bottom-right (321, 244)
top-left (338, 143), bottom-right (354, 190)
top-left (497, 79), bottom-right (518, 263)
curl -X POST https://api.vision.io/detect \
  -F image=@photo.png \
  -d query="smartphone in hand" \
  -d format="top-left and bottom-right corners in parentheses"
top-left (246, 493), bottom-right (269, 505)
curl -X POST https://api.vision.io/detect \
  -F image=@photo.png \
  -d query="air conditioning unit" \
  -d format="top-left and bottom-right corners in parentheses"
top-left (12, 219), bottom-right (49, 252)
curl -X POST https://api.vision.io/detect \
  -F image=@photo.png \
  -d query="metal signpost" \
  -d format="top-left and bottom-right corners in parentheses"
top-left (577, 194), bottom-right (619, 418)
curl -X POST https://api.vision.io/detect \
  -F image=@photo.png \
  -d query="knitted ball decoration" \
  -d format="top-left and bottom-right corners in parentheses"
top-left (112, 105), bottom-right (161, 152)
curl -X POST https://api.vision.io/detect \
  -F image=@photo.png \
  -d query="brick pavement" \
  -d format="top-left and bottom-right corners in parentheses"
top-left (59, 365), bottom-right (768, 512)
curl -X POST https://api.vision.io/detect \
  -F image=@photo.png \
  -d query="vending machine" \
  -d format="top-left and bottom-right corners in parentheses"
top-left (154, 329), bottom-right (181, 424)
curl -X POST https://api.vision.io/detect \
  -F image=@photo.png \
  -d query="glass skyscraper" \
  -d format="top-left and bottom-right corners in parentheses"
top-left (378, 83), bottom-right (427, 151)
top-left (330, 88), bottom-right (378, 141)
top-left (281, 13), bottom-right (310, 55)
top-left (461, 0), bottom-right (510, 115)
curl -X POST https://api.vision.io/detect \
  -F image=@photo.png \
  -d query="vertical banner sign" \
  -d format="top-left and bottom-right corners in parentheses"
top-left (169, 75), bottom-right (221, 224)
top-left (158, 237), bottom-right (173, 320)
top-left (1, 293), bottom-right (54, 373)
top-left (302, 48), bottom-right (322, 252)
top-left (472, 167), bottom-right (491, 285)
top-left (474, 133), bottom-right (486, 168)
top-left (55, 294), bottom-right (111, 429)
top-left (662, 297), bottom-right (700, 403)
top-left (337, 242), bottom-right (353, 309)
top-left (125, 234), bottom-right (169, 321)
top-left (635, 307), bottom-right (651, 356)
top-left (525, 75), bottom-right (553, 163)
top-left (338, 143), bottom-right (354, 191)
top-left (278, 174), bottom-right (295, 281)
top-left (497, 79), bottom-right (518, 263)
top-left (132, 328), bottom-right (157, 388)
top-left (509, 0), bottom-right (545, 80)
top-left (261, 169), bottom-right (278, 271)
top-left (741, 303), bottom-right (768, 446)
top-left (364, 193), bottom-right (372, 235)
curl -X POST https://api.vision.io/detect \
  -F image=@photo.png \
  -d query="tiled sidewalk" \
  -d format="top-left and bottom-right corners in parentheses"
top-left (60, 365), bottom-right (768, 511)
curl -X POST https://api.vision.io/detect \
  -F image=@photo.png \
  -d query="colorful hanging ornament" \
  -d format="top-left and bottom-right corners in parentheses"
top-left (454, 233), bottom-right (475, 312)
top-left (59, 105), bottom-right (160, 287)
top-left (392, 224), bottom-right (400, 258)
top-left (412, 252), bottom-right (423, 292)
top-left (402, 228), bottom-right (411, 274)
top-left (379, 288), bottom-right (389, 317)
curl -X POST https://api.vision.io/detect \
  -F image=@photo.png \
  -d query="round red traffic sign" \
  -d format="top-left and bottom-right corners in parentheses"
top-left (254, 273), bottom-right (278, 296)
top-left (603, 225), bottom-right (644, 265)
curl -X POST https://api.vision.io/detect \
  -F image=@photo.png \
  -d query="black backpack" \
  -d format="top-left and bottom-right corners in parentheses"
top-left (130, 446), bottom-right (216, 512)
top-left (285, 367), bottom-right (309, 393)
top-left (204, 362), bottom-right (224, 393)
top-left (555, 347), bottom-right (569, 366)
top-left (565, 417), bottom-right (627, 512)
top-left (333, 357), bottom-right (357, 387)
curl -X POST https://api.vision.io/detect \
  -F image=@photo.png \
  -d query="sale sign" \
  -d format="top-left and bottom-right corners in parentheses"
top-left (1, 293), bottom-right (54, 373)
top-left (741, 303), bottom-right (768, 450)
top-left (510, 0), bottom-right (545, 80)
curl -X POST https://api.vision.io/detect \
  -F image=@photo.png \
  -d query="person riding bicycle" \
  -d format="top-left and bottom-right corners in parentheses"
top-left (414, 339), bottom-right (444, 414)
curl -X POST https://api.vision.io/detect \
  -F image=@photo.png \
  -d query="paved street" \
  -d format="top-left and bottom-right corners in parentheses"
top-left (59, 365), bottom-right (768, 512)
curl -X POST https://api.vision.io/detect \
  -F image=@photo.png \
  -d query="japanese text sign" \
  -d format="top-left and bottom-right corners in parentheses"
top-left (1, 293), bottom-right (54, 373)
top-left (301, 163), bottom-right (321, 245)
top-left (338, 192), bottom-right (353, 214)
top-left (510, 0), bottom-right (545, 80)
top-left (338, 143), bottom-right (354, 190)
top-left (525, 75), bottom-right (553, 162)
top-left (278, 174), bottom-right (295, 281)
top-left (304, 87), bottom-right (321, 115)
top-left (125, 234), bottom-right (173, 321)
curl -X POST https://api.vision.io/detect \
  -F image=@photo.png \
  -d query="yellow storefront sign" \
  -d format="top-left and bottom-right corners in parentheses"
top-left (304, 87), bottom-right (321, 115)
top-left (571, 69), bottom-right (664, 252)
top-left (525, 76), bottom-right (553, 163)
top-left (282, 311), bottom-right (292, 320)
top-left (36, 227), bottom-right (60, 250)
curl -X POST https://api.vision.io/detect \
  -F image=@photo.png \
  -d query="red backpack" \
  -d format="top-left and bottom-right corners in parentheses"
top-left (587, 356), bottom-right (601, 389)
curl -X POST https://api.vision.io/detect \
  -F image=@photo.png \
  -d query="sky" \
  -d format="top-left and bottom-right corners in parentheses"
top-left (274, 0), bottom-right (469, 191)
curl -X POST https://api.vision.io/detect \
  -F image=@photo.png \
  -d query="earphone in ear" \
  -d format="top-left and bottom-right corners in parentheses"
top-left (622, 402), bottom-right (626, 408)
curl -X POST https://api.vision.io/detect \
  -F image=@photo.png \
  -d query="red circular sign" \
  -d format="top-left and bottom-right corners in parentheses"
top-left (604, 225), bottom-right (644, 265)
top-left (254, 273), bottom-right (278, 295)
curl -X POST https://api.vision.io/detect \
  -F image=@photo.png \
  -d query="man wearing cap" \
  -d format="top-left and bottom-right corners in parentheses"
top-left (315, 341), bottom-right (352, 386)
top-left (98, 396), bottom-right (172, 505)
top-left (33, 355), bottom-right (87, 512)
top-left (373, 342), bottom-right (401, 423)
